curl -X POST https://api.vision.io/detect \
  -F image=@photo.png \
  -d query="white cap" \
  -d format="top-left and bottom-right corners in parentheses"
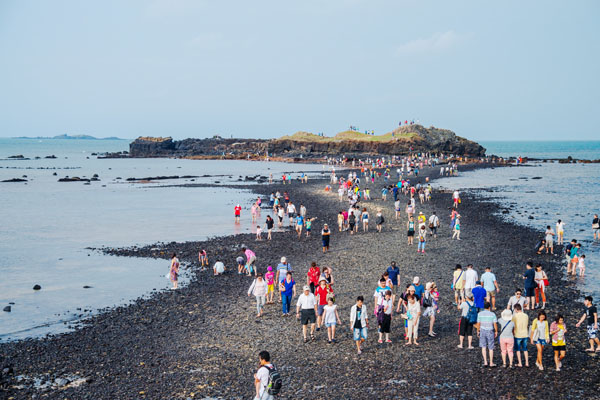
top-left (281, 256), bottom-right (286, 263)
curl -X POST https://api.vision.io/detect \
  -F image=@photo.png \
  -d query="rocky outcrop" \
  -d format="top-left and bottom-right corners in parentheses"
top-left (128, 125), bottom-right (485, 159)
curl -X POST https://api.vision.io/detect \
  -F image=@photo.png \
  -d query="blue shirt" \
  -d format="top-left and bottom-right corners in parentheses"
top-left (472, 286), bottom-right (487, 308)
top-left (413, 284), bottom-right (425, 299)
top-left (282, 279), bottom-right (295, 296)
top-left (480, 272), bottom-right (497, 292)
top-left (524, 268), bottom-right (536, 289)
top-left (387, 266), bottom-right (400, 285)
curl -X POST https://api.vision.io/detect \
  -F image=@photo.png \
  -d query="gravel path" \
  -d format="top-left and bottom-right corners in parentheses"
top-left (1, 163), bottom-right (598, 399)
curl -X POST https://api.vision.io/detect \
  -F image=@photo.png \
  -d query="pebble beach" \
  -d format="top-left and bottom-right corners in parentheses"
top-left (1, 162), bottom-right (599, 400)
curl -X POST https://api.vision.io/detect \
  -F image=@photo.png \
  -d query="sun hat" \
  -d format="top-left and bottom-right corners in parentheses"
top-left (319, 276), bottom-right (327, 283)
top-left (501, 309), bottom-right (513, 321)
top-left (303, 285), bottom-right (310, 291)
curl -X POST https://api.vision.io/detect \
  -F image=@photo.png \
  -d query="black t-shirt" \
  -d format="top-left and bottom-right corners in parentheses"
top-left (586, 305), bottom-right (598, 325)
top-left (266, 218), bottom-right (274, 229)
top-left (354, 306), bottom-right (363, 329)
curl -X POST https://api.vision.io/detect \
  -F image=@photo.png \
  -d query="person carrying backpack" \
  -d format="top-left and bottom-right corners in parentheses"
top-left (457, 293), bottom-right (477, 349)
top-left (254, 350), bottom-right (282, 399)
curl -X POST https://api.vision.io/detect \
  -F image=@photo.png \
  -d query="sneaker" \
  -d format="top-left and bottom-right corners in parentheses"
top-left (385, 339), bottom-right (392, 343)
top-left (558, 361), bottom-right (562, 368)
top-left (378, 339), bottom-right (383, 343)
top-left (316, 327), bottom-right (320, 331)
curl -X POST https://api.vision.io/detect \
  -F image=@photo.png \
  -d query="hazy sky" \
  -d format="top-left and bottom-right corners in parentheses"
top-left (1, 0), bottom-right (598, 141)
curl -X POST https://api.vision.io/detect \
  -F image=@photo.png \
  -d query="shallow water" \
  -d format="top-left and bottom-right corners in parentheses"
top-left (437, 161), bottom-right (600, 299)
top-left (0, 138), bottom-right (326, 340)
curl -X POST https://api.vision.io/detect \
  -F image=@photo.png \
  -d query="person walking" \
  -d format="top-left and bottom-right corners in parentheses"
top-left (452, 216), bottom-right (461, 240)
top-left (265, 215), bottom-right (274, 240)
top-left (593, 214), bottom-right (600, 240)
top-left (375, 209), bottom-right (385, 232)
top-left (323, 297), bottom-right (341, 343)
top-left (452, 264), bottom-right (465, 305)
top-left (276, 257), bottom-right (292, 302)
top-left (550, 314), bottom-right (567, 371)
top-left (253, 351), bottom-right (279, 400)
top-left (530, 310), bottom-right (550, 370)
top-left (475, 301), bottom-right (498, 367)
top-left (423, 282), bottom-right (438, 337)
top-left (544, 225), bottom-right (555, 254)
top-left (417, 224), bottom-right (427, 254)
top-left (458, 293), bottom-right (476, 349)
top-left (350, 296), bottom-right (369, 354)
top-left (248, 274), bottom-right (269, 317)
top-left (464, 264), bottom-right (478, 299)
top-left (481, 266), bottom-right (500, 310)
top-left (377, 290), bottom-right (393, 343)
top-left (321, 224), bottom-right (331, 253)
top-left (575, 296), bottom-right (600, 352)
top-left (498, 309), bottom-right (515, 368)
top-left (512, 304), bottom-right (530, 367)
top-left (534, 264), bottom-right (548, 309)
top-left (523, 262), bottom-right (536, 310)
top-left (169, 253), bottom-right (180, 290)
top-left (315, 277), bottom-right (333, 331)
top-left (404, 295), bottom-right (421, 345)
top-left (407, 216), bottom-right (416, 245)
top-left (307, 262), bottom-right (321, 294)
top-left (296, 285), bottom-right (318, 343)
top-left (428, 211), bottom-right (439, 238)
top-left (279, 272), bottom-right (296, 316)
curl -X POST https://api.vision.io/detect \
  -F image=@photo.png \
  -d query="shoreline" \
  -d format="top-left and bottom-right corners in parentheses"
top-left (1, 162), bottom-right (598, 399)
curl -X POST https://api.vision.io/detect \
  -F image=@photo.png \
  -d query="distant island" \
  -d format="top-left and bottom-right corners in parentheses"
top-left (14, 134), bottom-right (124, 140)
top-left (127, 124), bottom-right (486, 159)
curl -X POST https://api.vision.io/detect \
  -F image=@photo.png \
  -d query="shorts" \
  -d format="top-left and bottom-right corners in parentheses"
top-left (325, 322), bottom-right (336, 328)
top-left (349, 222), bottom-right (355, 230)
top-left (454, 288), bottom-right (464, 298)
top-left (289, 212), bottom-right (296, 218)
top-left (458, 317), bottom-right (473, 336)
top-left (267, 284), bottom-right (274, 293)
top-left (353, 327), bottom-right (368, 341)
top-left (248, 256), bottom-right (257, 266)
top-left (594, 228), bottom-right (600, 234)
top-left (300, 309), bottom-right (316, 325)
top-left (479, 329), bottom-right (495, 349)
top-left (553, 345), bottom-right (566, 352)
top-left (486, 290), bottom-right (496, 297)
top-left (546, 239), bottom-right (553, 247)
top-left (587, 325), bottom-right (598, 339)
top-left (379, 314), bottom-right (391, 333)
top-left (317, 304), bottom-right (326, 316)
top-left (464, 288), bottom-right (473, 298)
top-left (423, 307), bottom-right (435, 317)
top-left (278, 216), bottom-right (283, 222)
top-left (407, 230), bottom-right (415, 237)
top-left (525, 287), bottom-right (535, 297)
top-left (514, 337), bottom-right (529, 352)
top-left (535, 339), bottom-right (547, 346)
top-left (500, 337), bottom-right (514, 355)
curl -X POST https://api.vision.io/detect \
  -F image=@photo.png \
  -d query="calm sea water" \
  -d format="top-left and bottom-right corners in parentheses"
top-left (438, 143), bottom-right (600, 300)
top-left (480, 140), bottom-right (600, 160)
top-left (0, 138), bottom-right (326, 341)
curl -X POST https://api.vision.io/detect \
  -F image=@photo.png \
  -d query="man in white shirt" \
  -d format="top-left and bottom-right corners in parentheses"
top-left (254, 350), bottom-right (275, 400)
top-left (213, 259), bottom-right (225, 275)
top-left (464, 264), bottom-right (478, 298)
top-left (428, 212), bottom-right (439, 238)
top-left (296, 285), bottom-right (318, 342)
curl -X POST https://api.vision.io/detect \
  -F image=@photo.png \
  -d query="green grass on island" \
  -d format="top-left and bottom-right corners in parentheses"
top-left (278, 130), bottom-right (417, 143)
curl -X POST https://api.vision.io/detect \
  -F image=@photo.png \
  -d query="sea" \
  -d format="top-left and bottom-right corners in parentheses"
top-left (1, 139), bottom-right (599, 341)
top-left (438, 140), bottom-right (600, 302)
top-left (0, 138), bottom-right (326, 341)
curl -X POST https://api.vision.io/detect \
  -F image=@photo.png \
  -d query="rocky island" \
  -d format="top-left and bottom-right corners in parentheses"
top-left (128, 124), bottom-right (486, 159)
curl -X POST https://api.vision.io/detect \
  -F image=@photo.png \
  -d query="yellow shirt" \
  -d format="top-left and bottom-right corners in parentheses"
top-left (512, 312), bottom-right (529, 338)
top-left (453, 270), bottom-right (465, 290)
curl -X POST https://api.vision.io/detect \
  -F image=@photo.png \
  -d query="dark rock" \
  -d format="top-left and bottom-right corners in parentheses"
top-left (58, 177), bottom-right (90, 182)
top-left (44, 155), bottom-right (57, 159)
top-left (8, 155), bottom-right (25, 159)
top-left (1, 178), bottom-right (27, 182)
top-left (33, 284), bottom-right (41, 290)
top-left (3, 306), bottom-right (10, 312)
top-left (83, 285), bottom-right (92, 289)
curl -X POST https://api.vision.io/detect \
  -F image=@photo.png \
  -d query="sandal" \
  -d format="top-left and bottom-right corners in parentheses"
top-left (310, 334), bottom-right (315, 341)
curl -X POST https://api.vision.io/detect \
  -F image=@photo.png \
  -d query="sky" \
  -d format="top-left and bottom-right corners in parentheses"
top-left (0, 0), bottom-right (599, 141)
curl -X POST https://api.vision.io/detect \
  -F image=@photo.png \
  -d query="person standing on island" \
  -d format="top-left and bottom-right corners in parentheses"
top-left (280, 272), bottom-right (296, 316)
top-left (169, 253), bottom-right (180, 290)
top-left (464, 264), bottom-right (478, 299)
top-left (296, 285), bottom-right (318, 343)
top-left (321, 224), bottom-right (331, 253)
top-left (276, 257), bottom-right (292, 302)
top-left (350, 296), bottom-right (368, 354)
top-left (198, 249), bottom-right (208, 270)
top-left (530, 310), bottom-right (550, 370)
top-left (264, 215), bottom-right (274, 240)
top-left (575, 296), bottom-right (600, 352)
top-left (248, 274), bottom-right (268, 318)
top-left (593, 214), bottom-right (600, 240)
top-left (452, 264), bottom-right (465, 305)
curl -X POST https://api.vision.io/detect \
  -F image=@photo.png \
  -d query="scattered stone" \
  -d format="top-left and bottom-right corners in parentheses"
top-left (3, 306), bottom-right (11, 312)
top-left (33, 284), bottom-right (41, 290)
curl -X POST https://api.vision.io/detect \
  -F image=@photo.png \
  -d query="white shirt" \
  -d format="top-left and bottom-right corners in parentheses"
top-left (296, 293), bottom-right (316, 309)
top-left (287, 204), bottom-right (296, 214)
top-left (256, 364), bottom-right (273, 397)
top-left (465, 268), bottom-right (478, 289)
top-left (556, 222), bottom-right (565, 232)
top-left (453, 191), bottom-right (460, 199)
top-left (213, 261), bottom-right (225, 274)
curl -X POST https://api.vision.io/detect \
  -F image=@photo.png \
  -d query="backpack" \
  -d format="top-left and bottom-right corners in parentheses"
top-left (466, 301), bottom-right (478, 324)
top-left (265, 365), bottom-right (282, 396)
top-left (422, 293), bottom-right (433, 308)
top-left (376, 297), bottom-right (386, 324)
